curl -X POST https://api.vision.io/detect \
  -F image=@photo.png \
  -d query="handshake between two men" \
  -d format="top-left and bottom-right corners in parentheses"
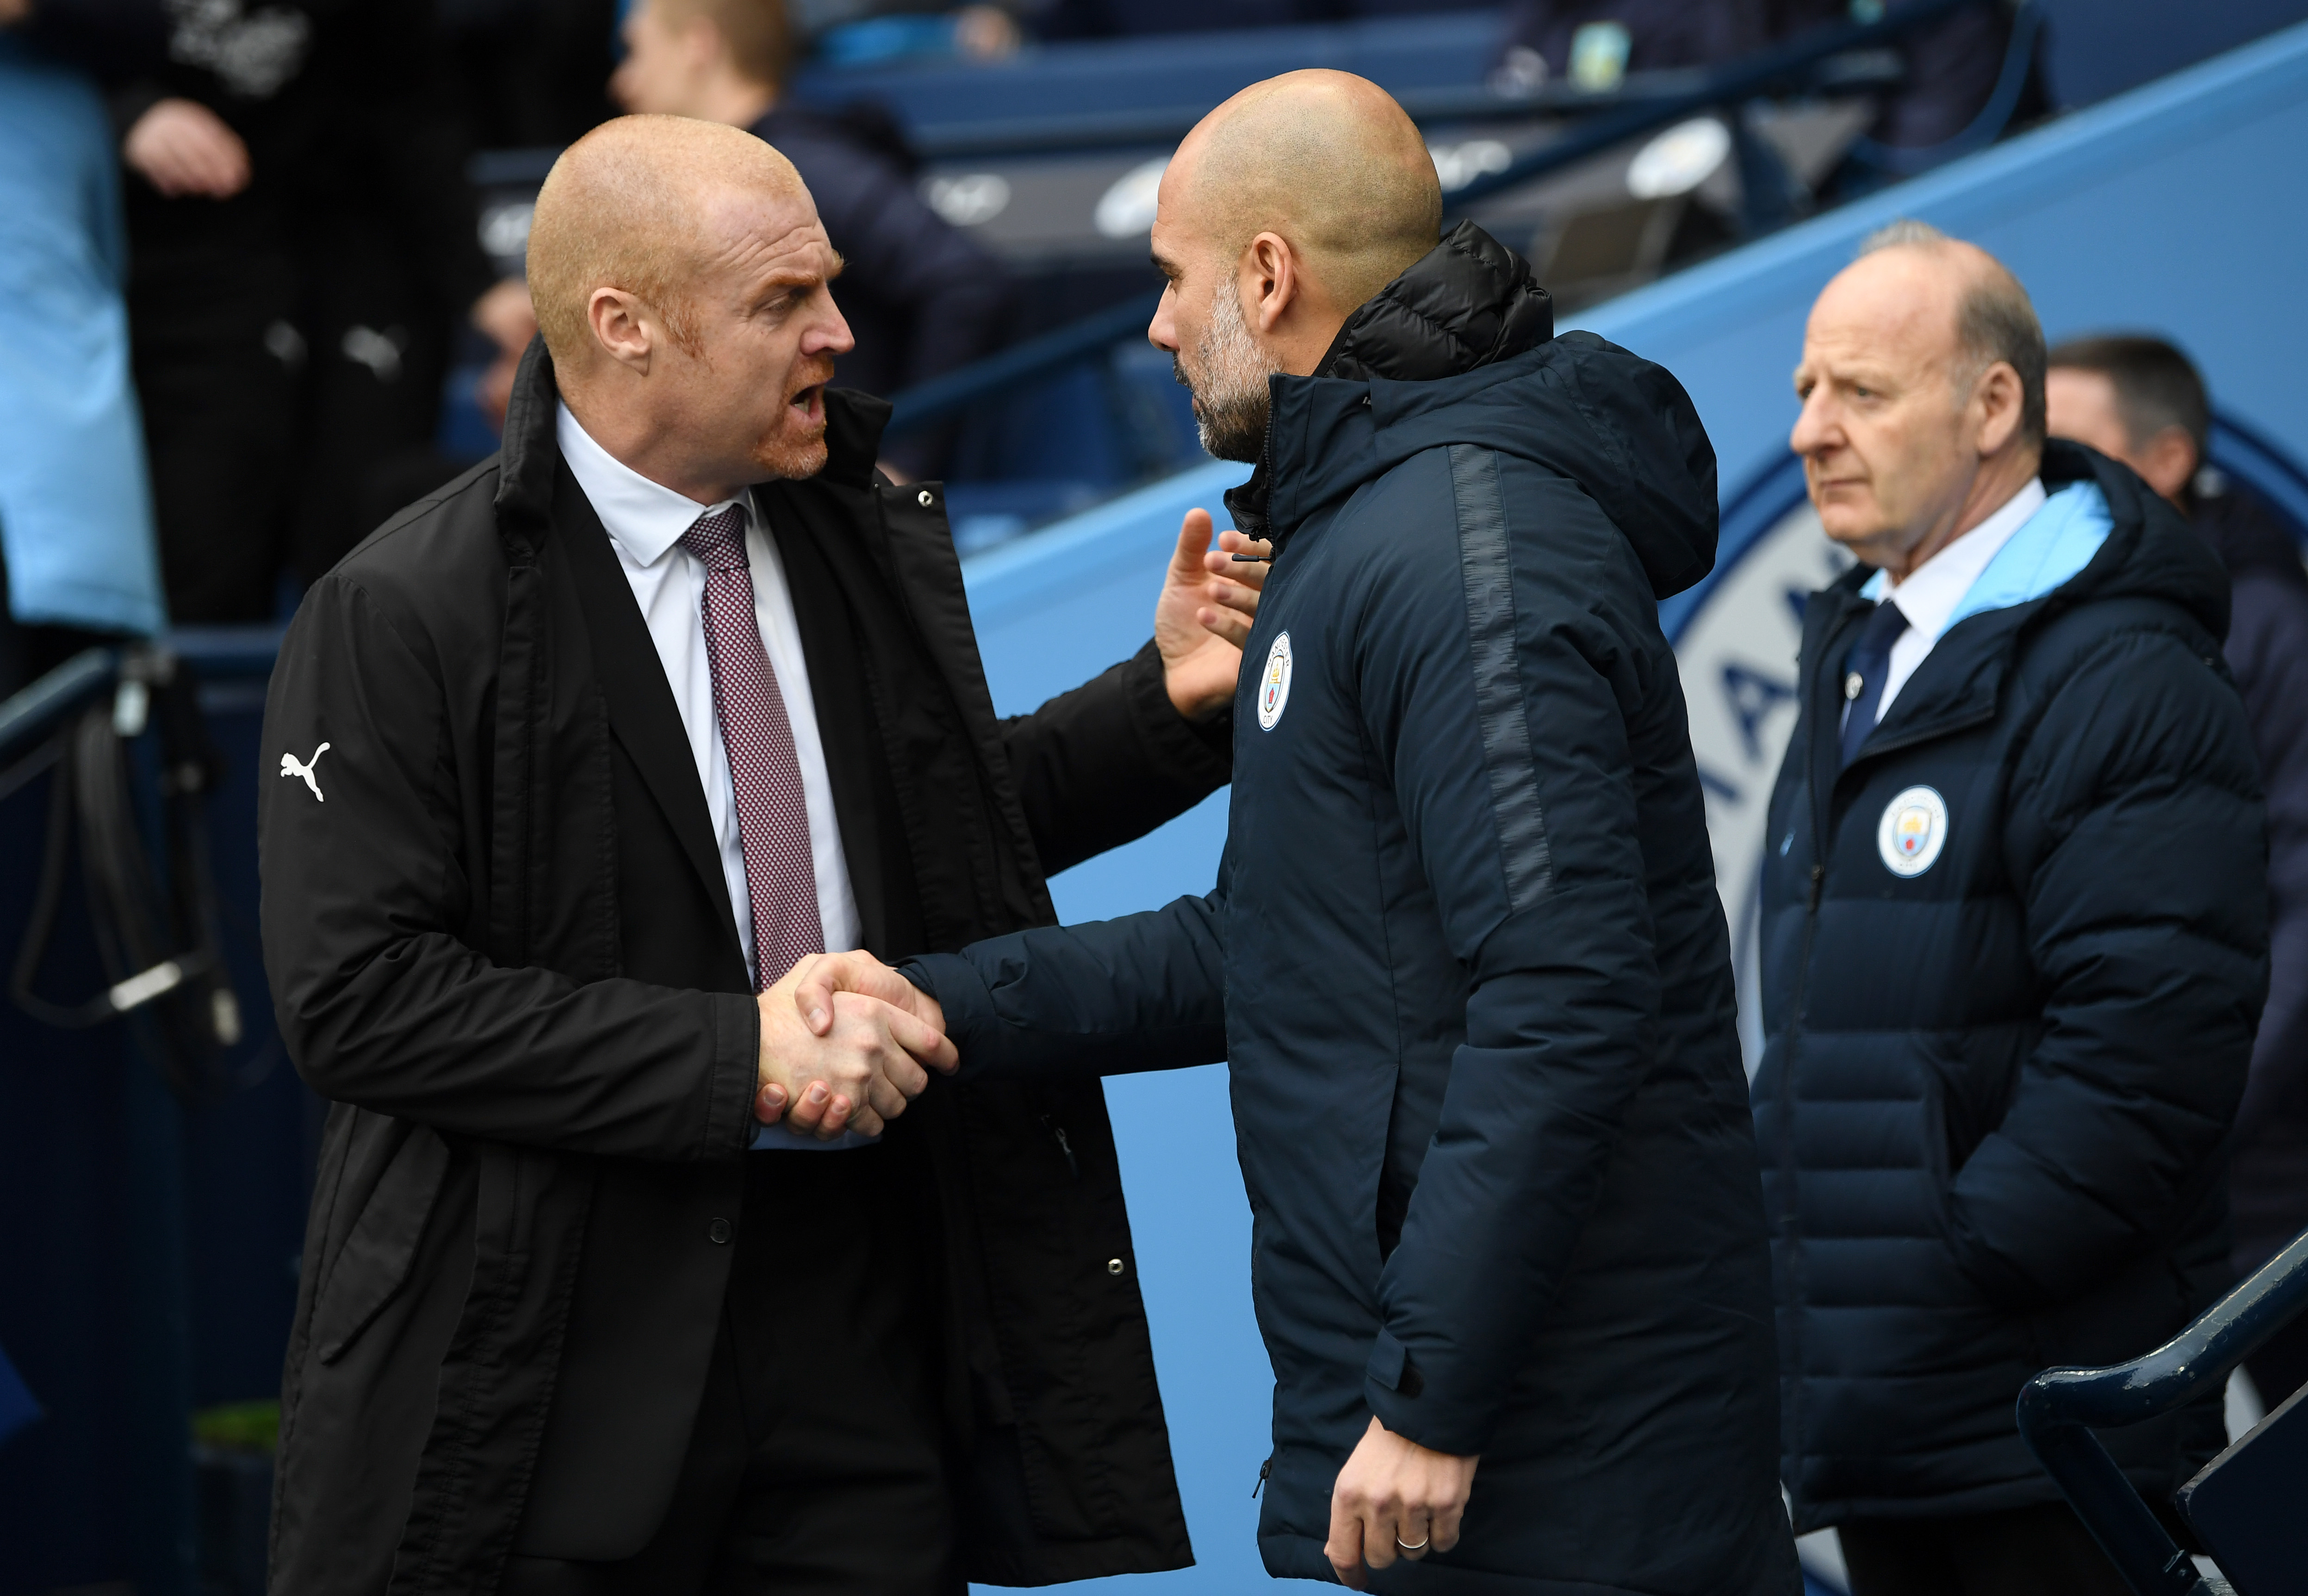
top-left (745, 502), bottom-right (1262, 1143)
top-left (743, 948), bottom-right (1482, 1591)
top-left (747, 949), bottom-right (951, 1140)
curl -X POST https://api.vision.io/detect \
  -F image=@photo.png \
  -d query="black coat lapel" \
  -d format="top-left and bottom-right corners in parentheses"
top-left (764, 495), bottom-right (914, 957)
top-left (552, 462), bottom-right (742, 954)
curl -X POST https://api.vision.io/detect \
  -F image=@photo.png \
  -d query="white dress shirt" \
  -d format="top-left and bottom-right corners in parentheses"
top-left (558, 404), bottom-right (868, 1148)
top-left (1856, 476), bottom-right (2047, 726)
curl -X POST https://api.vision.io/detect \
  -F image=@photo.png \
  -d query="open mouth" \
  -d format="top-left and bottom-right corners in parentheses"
top-left (788, 383), bottom-right (826, 425)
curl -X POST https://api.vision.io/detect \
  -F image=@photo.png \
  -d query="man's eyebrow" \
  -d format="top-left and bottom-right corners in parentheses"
top-left (1149, 248), bottom-right (1181, 279)
top-left (755, 253), bottom-right (846, 294)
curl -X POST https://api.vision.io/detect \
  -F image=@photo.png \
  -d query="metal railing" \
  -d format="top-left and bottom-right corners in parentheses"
top-left (0, 631), bottom-right (284, 778)
top-left (883, 0), bottom-right (2018, 441)
top-left (2017, 1227), bottom-right (2308, 1596)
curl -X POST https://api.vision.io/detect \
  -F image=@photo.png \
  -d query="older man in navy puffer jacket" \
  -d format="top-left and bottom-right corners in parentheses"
top-left (1755, 224), bottom-right (2267, 1595)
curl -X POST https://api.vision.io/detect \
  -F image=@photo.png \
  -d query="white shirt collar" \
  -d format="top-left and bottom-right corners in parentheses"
top-left (1862, 476), bottom-right (2047, 640)
top-left (556, 400), bottom-right (749, 568)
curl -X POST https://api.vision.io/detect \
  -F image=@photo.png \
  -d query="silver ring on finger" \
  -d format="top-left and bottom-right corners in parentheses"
top-left (1395, 1534), bottom-right (1429, 1553)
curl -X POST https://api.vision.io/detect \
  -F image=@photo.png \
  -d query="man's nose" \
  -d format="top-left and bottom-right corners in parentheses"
top-left (1790, 394), bottom-right (1832, 458)
top-left (1147, 285), bottom-right (1179, 354)
top-left (809, 302), bottom-right (856, 358)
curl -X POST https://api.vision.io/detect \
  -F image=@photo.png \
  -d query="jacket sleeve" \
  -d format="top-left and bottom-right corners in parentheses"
top-left (259, 572), bottom-right (761, 1161)
top-left (999, 640), bottom-right (1233, 877)
top-left (1944, 624), bottom-right (2266, 1306)
top-left (1358, 467), bottom-right (1666, 1458)
top-left (2227, 573), bottom-right (2308, 1142)
top-left (903, 880), bottom-right (1230, 1080)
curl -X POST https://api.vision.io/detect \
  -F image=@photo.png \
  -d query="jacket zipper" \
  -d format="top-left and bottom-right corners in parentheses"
top-left (1252, 1456), bottom-right (1272, 1498)
top-left (1781, 613), bottom-right (1843, 1518)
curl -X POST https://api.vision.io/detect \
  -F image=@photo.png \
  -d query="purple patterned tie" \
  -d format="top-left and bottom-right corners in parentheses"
top-left (681, 505), bottom-right (824, 990)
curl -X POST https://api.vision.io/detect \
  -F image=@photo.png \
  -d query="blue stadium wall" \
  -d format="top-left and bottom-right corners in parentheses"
top-left (955, 24), bottom-right (2308, 1592)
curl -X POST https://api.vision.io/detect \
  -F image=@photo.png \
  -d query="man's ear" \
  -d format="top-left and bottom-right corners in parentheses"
top-left (588, 286), bottom-right (653, 373)
top-left (1973, 360), bottom-right (2025, 457)
top-left (1242, 232), bottom-right (1300, 337)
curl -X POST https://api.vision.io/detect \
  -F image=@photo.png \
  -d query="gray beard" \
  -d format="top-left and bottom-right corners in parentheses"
top-left (1175, 279), bottom-right (1281, 464)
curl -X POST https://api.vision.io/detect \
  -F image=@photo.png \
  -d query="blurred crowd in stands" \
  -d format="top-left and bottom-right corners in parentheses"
top-left (0, 0), bottom-right (2040, 697)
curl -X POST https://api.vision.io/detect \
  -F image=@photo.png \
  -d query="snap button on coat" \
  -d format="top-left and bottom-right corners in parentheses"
top-left (707, 1218), bottom-right (732, 1245)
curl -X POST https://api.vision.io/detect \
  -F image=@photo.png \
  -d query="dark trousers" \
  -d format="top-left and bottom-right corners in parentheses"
top-left (1840, 1502), bottom-right (2131, 1596)
top-left (504, 1144), bottom-right (961, 1596)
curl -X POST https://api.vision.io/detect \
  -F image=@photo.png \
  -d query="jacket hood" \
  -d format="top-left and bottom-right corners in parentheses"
top-left (1228, 223), bottom-right (1718, 599)
top-left (2035, 441), bottom-right (2232, 638)
top-left (1315, 219), bottom-right (1556, 382)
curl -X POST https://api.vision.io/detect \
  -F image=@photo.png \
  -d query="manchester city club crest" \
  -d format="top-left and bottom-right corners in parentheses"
top-left (1876, 785), bottom-right (1950, 878)
top-left (1257, 630), bottom-right (1293, 731)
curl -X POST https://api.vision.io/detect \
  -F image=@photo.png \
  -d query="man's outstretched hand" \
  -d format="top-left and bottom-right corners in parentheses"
top-left (1155, 508), bottom-right (1270, 721)
top-left (1325, 1416), bottom-right (1479, 1589)
top-left (753, 956), bottom-right (955, 1140)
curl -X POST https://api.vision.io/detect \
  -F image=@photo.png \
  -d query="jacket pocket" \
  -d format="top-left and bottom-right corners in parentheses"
top-left (310, 1124), bottom-right (453, 1365)
top-left (1912, 1024), bottom-right (2030, 1186)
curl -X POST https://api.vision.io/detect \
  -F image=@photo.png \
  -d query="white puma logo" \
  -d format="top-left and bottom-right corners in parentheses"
top-left (280, 742), bottom-right (331, 802)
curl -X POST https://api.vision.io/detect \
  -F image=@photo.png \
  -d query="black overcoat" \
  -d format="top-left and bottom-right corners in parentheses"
top-left (256, 344), bottom-right (1220, 1592)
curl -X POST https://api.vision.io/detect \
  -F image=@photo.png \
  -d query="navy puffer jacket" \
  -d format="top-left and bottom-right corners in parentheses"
top-left (907, 226), bottom-right (1799, 1593)
top-left (1755, 442), bottom-right (2268, 1530)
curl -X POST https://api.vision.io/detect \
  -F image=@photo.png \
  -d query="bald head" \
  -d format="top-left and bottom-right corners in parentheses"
top-left (1167, 71), bottom-right (1441, 316)
top-left (1840, 222), bottom-right (2047, 447)
top-left (1148, 72), bottom-right (1442, 457)
top-left (523, 114), bottom-right (852, 502)
top-left (527, 114), bottom-right (810, 367)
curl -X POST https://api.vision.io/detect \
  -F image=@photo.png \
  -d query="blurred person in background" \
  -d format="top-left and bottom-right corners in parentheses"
top-left (61, 0), bottom-right (531, 622)
top-left (1757, 224), bottom-right (2263, 1595)
top-left (0, 1), bottom-right (168, 697)
top-left (2047, 334), bottom-right (2308, 1411)
top-left (612, 0), bottom-right (1014, 479)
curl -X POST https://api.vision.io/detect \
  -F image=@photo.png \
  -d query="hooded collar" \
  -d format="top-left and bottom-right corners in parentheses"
top-left (1808, 438), bottom-right (2234, 775)
top-left (1216, 226), bottom-right (1719, 600)
top-left (1828, 439), bottom-right (2232, 640)
top-left (1224, 221), bottom-right (1554, 547)
top-left (1314, 219), bottom-right (1556, 383)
